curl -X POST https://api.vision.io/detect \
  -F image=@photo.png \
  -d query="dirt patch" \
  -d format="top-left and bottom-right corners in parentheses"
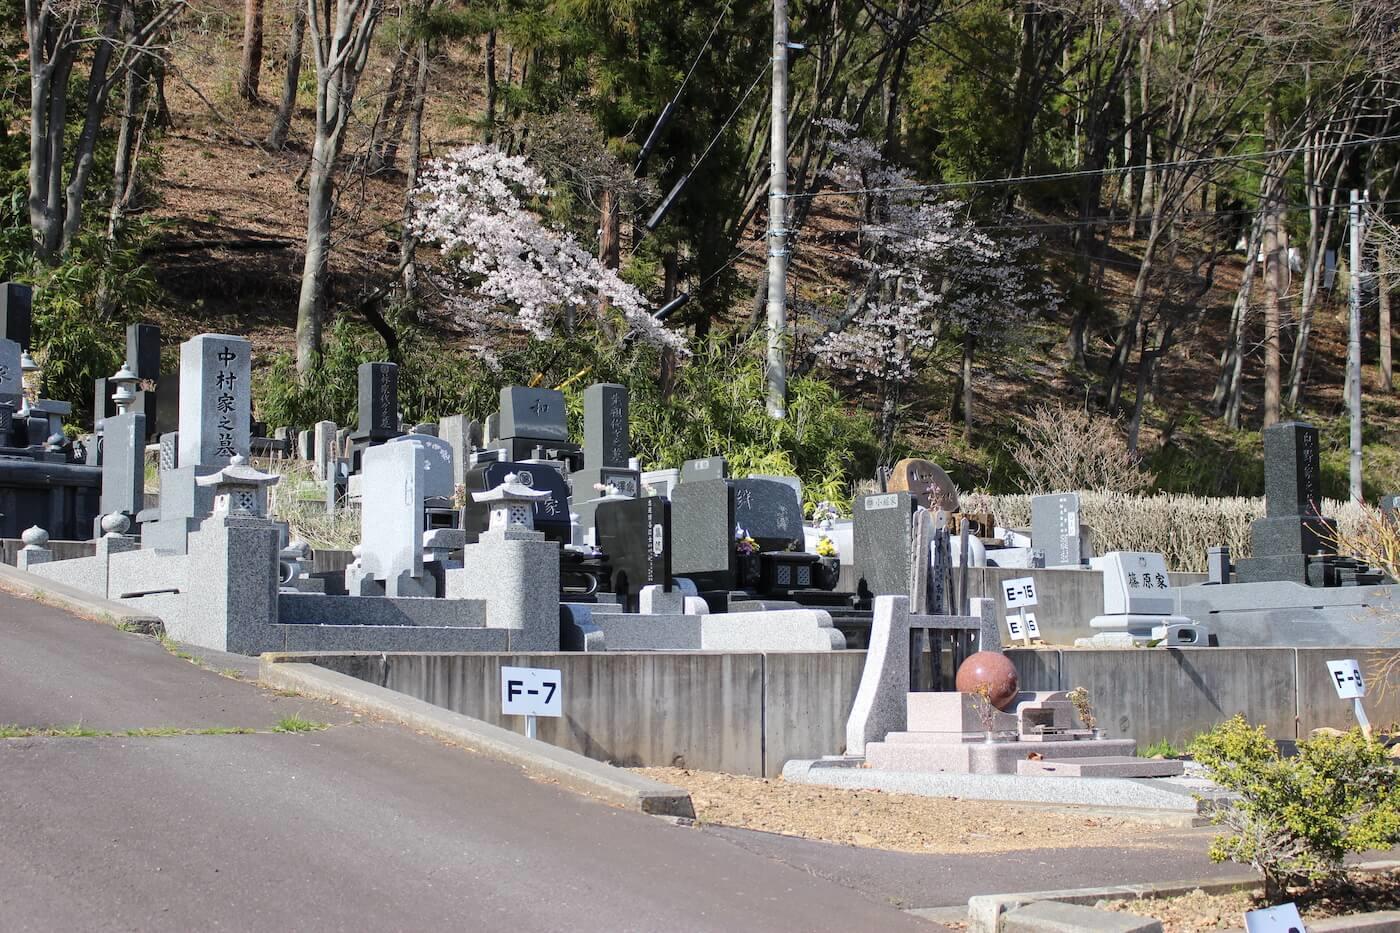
top-left (637, 767), bottom-right (1197, 855)
top-left (1102, 872), bottom-right (1400, 931)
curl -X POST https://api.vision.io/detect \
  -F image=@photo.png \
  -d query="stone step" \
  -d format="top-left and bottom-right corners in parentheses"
top-left (867, 736), bottom-right (1137, 775)
top-left (1016, 756), bottom-right (1186, 779)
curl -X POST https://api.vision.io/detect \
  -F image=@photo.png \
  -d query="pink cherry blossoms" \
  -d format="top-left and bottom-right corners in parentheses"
top-left (410, 145), bottom-right (685, 359)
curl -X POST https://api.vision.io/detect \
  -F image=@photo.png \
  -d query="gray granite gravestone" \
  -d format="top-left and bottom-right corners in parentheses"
top-left (438, 414), bottom-right (482, 487)
top-left (1031, 492), bottom-right (1083, 567)
top-left (313, 420), bottom-right (336, 480)
top-left (584, 383), bottom-right (629, 469)
top-left (177, 334), bottom-right (251, 468)
top-left (97, 410), bottom-right (145, 533)
top-left (386, 432), bottom-right (454, 499)
top-left (679, 456), bottom-right (727, 483)
top-left (357, 439), bottom-right (428, 596)
top-left (853, 491), bottom-right (916, 600)
top-left (0, 283), bottom-right (32, 350)
top-left (669, 478), bottom-right (737, 592)
top-left (92, 377), bottom-right (117, 434)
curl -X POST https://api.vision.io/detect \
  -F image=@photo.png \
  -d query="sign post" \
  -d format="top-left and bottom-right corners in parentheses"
top-left (501, 665), bottom-right (563, 739)
top-left (1002, 576), bottom-right (1039, 647)
top-left (1325, 658), bottom-right (1370, 740)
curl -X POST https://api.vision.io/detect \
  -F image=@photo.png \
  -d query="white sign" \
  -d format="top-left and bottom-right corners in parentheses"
top-left (1007, 613), bottom-right (1026, 640)
top-left (1244, 902), bottom-right (1306, 933)
top-left (501, 666), bottom-right (563, 718)
top-left (1002, 577), bottom-right (1038, 609)
top-left (1023, 611), bottom-right (1041, 639)
top-left (1326, 659), bottom-right (1366, 699)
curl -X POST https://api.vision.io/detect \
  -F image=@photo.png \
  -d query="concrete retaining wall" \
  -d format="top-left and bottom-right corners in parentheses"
top-left (288, 645), bottom-right (1398, 774)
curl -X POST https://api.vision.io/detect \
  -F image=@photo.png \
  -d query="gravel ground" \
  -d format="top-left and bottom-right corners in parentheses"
top-left (637, 767), bottom-right (1191, 855)
top-left (1102, 872), bottom-right (1400, 931)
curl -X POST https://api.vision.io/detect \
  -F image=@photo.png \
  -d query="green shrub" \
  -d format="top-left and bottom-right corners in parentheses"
top-left (1189, 716), bottom-right (1400, 900)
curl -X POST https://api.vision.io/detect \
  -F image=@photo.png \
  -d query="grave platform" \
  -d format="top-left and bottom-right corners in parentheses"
top-left (866, 735), bottom-right (1139, 775)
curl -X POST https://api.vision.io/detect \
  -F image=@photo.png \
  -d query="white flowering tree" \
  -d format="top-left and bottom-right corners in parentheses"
top-left (409, 145), bottom-right (684, 363)
top-left (811, 129), bottom-right (1056, 452)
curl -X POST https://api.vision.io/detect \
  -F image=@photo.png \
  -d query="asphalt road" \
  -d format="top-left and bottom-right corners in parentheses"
top-left (0, 590), bottom-right (935, 932)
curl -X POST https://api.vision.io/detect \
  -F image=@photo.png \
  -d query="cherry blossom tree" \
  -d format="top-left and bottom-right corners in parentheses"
top-left (409, 145), bottom-right (685, 363)
top-left (811, 131), bottom-right (1056, 453)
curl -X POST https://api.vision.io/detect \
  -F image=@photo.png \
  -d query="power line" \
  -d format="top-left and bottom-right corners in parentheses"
top-left (782, 133), bottom-right (1400, 202)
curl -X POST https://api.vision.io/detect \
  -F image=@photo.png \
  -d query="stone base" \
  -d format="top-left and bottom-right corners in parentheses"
top-left (866, 735), bottom-right (1137, 775)
top-left (1016, 755), bottom-right (1185, 778)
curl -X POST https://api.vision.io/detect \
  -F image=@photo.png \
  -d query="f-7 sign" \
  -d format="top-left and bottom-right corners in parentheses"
top-left (501, 666), bottom-right (563, 717)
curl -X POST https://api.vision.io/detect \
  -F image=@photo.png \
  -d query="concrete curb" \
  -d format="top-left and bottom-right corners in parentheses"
top-left (0, 562), bottom-right (163, 635)
top-left (258, 658), bottom-right (696, 819)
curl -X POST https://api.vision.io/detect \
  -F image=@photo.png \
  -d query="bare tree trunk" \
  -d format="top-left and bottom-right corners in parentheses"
top-left (1122, 68), bottom-right (1135, 239)
top-left (366, 40), bottom-right (409, 171)
top-left (108, 25), bottom-right (148, 239)
top-left (400, 31), bottom-right (431, 307)
top-left (484, 29), bottom-right (497, 144)
top-left (1262, 191), bottom-right (1283, 427)
top-left (596, 188), bottom-right (620, 326)
top-left (295, 0), bottom-right (383, 373)
top-left (961, 332), bottom-right (975, 444)
top-left (239, 0), bottom-right (266, 102)
top-left (1213, 212), bottom-right (1263, 411)
top-left (267, 0), bottom-right (308, 149)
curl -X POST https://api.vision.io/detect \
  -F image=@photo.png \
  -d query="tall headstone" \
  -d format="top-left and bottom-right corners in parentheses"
top-left (355, 362), bottom-right (399, 441)
top-left (595, 495), bottom-right (672, 603)
top-left (669, 479), bottom-right (737, 593)
top-left (356, 439), bottom-right (429, 596)
top-left (1235, 421), bottom-right (1338, 585)
top-left (584, 383), bottom-right (629, 469)
top-left (0, 283), bottom-right (33, 350)
top-left (853, 491), bottom-right (916, 600)
top-left (438, 414), bottom-right (482, 487)
top-left (313, 420), bottom-right (337, 481)
top-left (1031, 493), bottom-right (1084, 568)
top-left (177, 334), bottom-right (251, 468)
top-left (0, 337), bottom-right (22, 407)
top-left (96, 409), bottom-right (146, 533)
top-left (126, 323), bottom-right (161, 380)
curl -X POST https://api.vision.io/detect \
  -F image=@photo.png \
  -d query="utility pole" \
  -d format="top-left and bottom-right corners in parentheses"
top-left (1348, 189), bottom-right (1365, 502)
top-left (765, 0), bottom-right (788, 420)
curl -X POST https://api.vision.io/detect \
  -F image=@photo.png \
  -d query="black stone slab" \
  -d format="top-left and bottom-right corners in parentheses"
top-left (498, 386), bottom-right (568, 442)
top-left (584, 382), bottom-right (629, 469)
top-left (460, 459), bottom-right (571, 545)
top-left (0, 283), bottom-right (32, 350)
top-left (126, 323), bottom-right (161, 380)
top-left (354, 362), bottom-right (399, 440)
top-left (1262, 421), bottom-right (1323, 518)
top-left (731, 478), bottom-right (803, 552)
top-left (595, 496), bottom-right (671, 597)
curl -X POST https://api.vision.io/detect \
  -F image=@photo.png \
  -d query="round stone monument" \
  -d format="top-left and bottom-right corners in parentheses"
top-left (955, 651), bottom-right (1019, 711)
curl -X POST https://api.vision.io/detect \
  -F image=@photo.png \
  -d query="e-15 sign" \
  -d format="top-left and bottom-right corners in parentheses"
top-left (501, 666), bottom-right (563, 717)
top-left (1002, 577), bottom-right (1038, 609)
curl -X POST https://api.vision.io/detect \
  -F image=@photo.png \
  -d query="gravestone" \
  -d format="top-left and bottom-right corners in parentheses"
top-left (438, 414), bottom-right (482, 487)
top-left (355, 362), bottom-right (399, 441)
top-left (177, 334), bottom-right (250, 468)
top-left (357, 440), bottom-right (428, 596)
top-left (1235, 421), bottom-right (1338, 585)
top-left (669, 478), bottom-right (737, 592)
top-left (96, 409), bottom-right (146, 533)
top-left (313, 420), bottom-right (337, 481)
top-left (680, 456), bottom-right (727, 483)
top-left (483, 413), bottom-right (499, 445)
top-left (1098, 552), bottom-right (1175, 615)
top-left (461, 460), bottom-right (571, 544)
top-left (887, 458), bottom-right (959, 512)
top-left (0, 282), bottom-right (32, 349)
top-left (126, 323), bottom-right (160, 380)
top-left (853, 491), bottom-right (916, 600)
top-left (386, 432), bottom-right (454, 499)
top-left (1031, 492), bottom-right (1083, 568)
top-left (595, 495), bottom-right (672, 600)
top-left (0, 337), bottom-right (23, 408)
top-left (92, 377), bottom-right (117, 433)
top-left (731, 478), bottom-right (803, 551)
top-left (584, 383), bottom-right (629, 469)
top-left (498, 386), bottom-right (568, 441)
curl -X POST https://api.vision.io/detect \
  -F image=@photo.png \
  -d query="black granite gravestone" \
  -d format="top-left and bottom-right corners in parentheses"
top-left (495, 386), bottom-right (580, 464)
top-left (1235, 421), bottom-right (1339, 585)
top-left (126, 323), bottom-right (161, 380)
top-left (595, 495), bottom-right (671, 601)
top-left (0, 282), bottom-right (33, 350)
top-left (731, 478), bottom-right (803, 551)
top-left (355, 362), bottom-right (400, 441)
top-left (460, 459), bottom-right (571, 545)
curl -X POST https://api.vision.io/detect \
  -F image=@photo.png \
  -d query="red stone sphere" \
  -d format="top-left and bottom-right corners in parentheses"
top-left (955, 651), bottom-right (1019, 711)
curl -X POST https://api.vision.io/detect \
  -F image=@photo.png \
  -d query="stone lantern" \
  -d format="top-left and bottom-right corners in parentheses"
top-left (470, 472), bottom-right (549, 533)
top-left (19, 350), bottom-right (40, 405)
top-left (195, 454), bottom-right (280, 519)
top-left (110, 363), bottom-right (139, 415)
